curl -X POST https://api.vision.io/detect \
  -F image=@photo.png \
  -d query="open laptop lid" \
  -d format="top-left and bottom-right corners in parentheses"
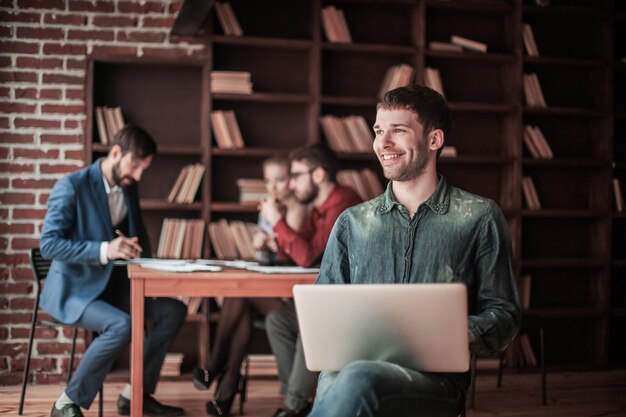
top-left (293, 283), bottom-right (470, 373)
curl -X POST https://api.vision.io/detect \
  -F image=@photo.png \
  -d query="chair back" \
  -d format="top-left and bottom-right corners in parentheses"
top-left (29, 248), bottom-right (51, 291)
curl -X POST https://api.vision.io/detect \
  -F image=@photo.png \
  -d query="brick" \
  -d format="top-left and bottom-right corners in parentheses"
top-left (67, 29), bottom-right (114, 42)
top-left (37, 342), bottom-right (75, 355)
top-left (11, 357), bottom-right (57, 372)
top-left (64, 88), bottom-right (83, 100)
top-left (40, 134), bottom-right (82, 144)
top-left (0, 56), bottom-right (11, 68)
top-left (40, 164), bottom-right (80, 174)
top-left (14, 87), bottom-right (37, 99)
top-left (14, 148), bottom-right (60, 159)
top-left (118, 1), bottom-right (164, 13)
top-left (66, 58), bottom-right (85, 71)
top-left (0, 71), bottom-right (38, 83)
top-left (41, 104), bottom-right (84, 115)
top-left (0, 209), bottom-right (8, 219)
top-left (12, 178), bottom-right (56, 189)
top-left (44, 13), bottom-right (86, 25)
top-left (11, 268), bottom-right (35, 281)
top-left (69, 0), bottom-right (113, 12)
top-left (16, 56), bottom-right (63, 70)
top-left (42, 43), bottom-right (87, 55)
top-left (11, 327), bottom-right (58, 339)
top-left (62, 327), bottom-right (85, 339)
top-left (0, 25), bottom-right (13, 37)
top-left (0, 327), bottom-right (8, 339)
top-left (0, 221), bottom-right (35, 233)
top-left (118, 30), bottom-right (166, 43)
top-left (17, 0), bottom-right (65, 10)
top-left (0, 86), bottom-right (9, 97)
top-left (0, 284), bottom-right (33, 297)
top-left (12, 210), bottom-right (47, 221)
top-left (64, 120), bottom-right (82, 129)
top-left (14, 118), bottom-right (62, 129)
top-left (9, 296), bottom-right (36, 311)
top-left (91, 45), bottom-right (136, 56)
top-left (34, 374), bottom-right (65, 384)
top-left (0, 342), bottom-right (28, 356)
top-left (39, 194), bottom-right (49, 205)
top-left (0, 311), bottom-right (31, 325)
top-left (0, 237), bottom-right (7, 250)
top-left (142, 16), bottom-right (175, 28)
top-left (64, 149), bottom-right (83, 160)
top-left (0, 41), bottom-right (40, 54)
top-left (141, 47), bottom-right (192, 58)
top-left (92, 15), bottom-right (137, 27)
top-left (16, 27), bottom-right (64, 41)
top-left (42, 73), bottom-right (83, 85)
top-left (0, 133), bottom-right (35, 144)
top-left (0, 102), bottom-right (36, 114)
top-left (0, 148), bottom-right (8, 159)
top-left (0, 297), bottom-right (8, 309)
top-left (0, 10), bottom-right (41, 23)
top-left (0, 162), bottom-right (34, 173)
top-left (39, 88), bottom-right (63, 100)
top-left (0, 373), bottom-right (24, 385)
top-left (170, 2), bottom-right (181, 13)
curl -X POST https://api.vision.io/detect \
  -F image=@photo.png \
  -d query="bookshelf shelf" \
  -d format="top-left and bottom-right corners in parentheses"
top-left (523, 107), bottom-right (605, 117)
top-left (426, 0), bottom-right (514, 14)
top-left (425, 50), bottom-right (515, 63)
top-left (522, 158), bottom-right (609, 168)
top-left (322, 42), bottom-right (415, 55)
top-left (524, 308), bottom-right (604, 319)
top-left (212, 148), bottom-right (293, 157)
top-left (521, 259), bottom-right (606, 269)
top-left (211, 202), bottom-right (258, 213)
top-left (521, 209), bottom-right (606, 218)
top-left (320, 96), bottom-right (378, 106)
top-left (212, 35), bottom-right (313, 50)
top-left (522, 5), bottom-right (608, 20)
top-left (140, 200), bottom-right (203, 211)
top-left (524, 56), bottom-right (606, 68)
top-left (448, 102), bottom-right (514, 113)
top-left (212, 92), bottom-right (311, 104)
top-left (93, 144), bottom-right (204, 156)
top-left (438, 156), bottom-right (514, 165)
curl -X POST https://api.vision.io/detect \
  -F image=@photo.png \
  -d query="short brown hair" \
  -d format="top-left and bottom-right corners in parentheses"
top-left (111, 125), bottom-right (157, 159)
top-left (288, 144), bottom-right (338, 183)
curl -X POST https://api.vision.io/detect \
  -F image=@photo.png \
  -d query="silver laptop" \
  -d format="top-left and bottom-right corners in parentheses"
top-left (293, 283), bottom-right (470, 373)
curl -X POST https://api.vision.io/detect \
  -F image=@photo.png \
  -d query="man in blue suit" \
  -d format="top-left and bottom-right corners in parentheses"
top-left (40, 125), bottom-right (187, 417)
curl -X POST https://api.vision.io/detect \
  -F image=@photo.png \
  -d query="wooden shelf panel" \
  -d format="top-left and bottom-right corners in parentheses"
top-left (522, 209), bottom-right (606, 218)
top-left (212, 35), bottom-right (312, 50)
top-left (212, 148), bottom-right (291, 157)
top-left (522, 158), bottom-right (609, 168)
top-left (321, 96), bottom-right (378, 106)
top-left (92, 144), bottom-right (203, 155)
top-left (448, 102), bottom-right (515, 113)
top-left (524, 56), bottom-right (606, 68)
top-left (212, 92), bottom-right (311, 104)
top-left (521, 259), bottom-right (607, 268)
top-left (524, 307), bottom-right (604, 319)
top-left (323, 42), bottom-right (415, 55)
top-left (426, 50), bottom-right (515, 63)
top-left (524, 107), bottom-right (605, 117)
top-left (522, 5), bottom-right (608, 19)
top-left (211, 202), bottom-right (258, 213)
top-left (426, 0), bottom-right (514, 14)
top-left (140, 200), bottom-right (202, 211)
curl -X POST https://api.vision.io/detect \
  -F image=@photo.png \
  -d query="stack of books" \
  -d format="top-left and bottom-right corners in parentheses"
top-left (244, 354), bottom-right (279, 378)
top-left (424, 67), bottom-right (445, 97)
top-left (156, 219), bottom-right (205, 259)
top-left (210, 110), bottom-right (245, 149)
top-left (428, 41), bottom-right (463, 53)
top-left (523, 125), bottom-right (553, 159)
top-left (95, 106), bottom-right (125, 145)
top-left (208, 219), bottom-right (258, 260)
top-left (522, 24), bottom-right (540, 56)
top-left (614, 178), bottom-right (624, 212)
top-left (167, 164), bottom-right (205, 204)
top-left (236, 178), bottom-right (269, 204)
top-left (319, 115), bottom-right (373, 153)
top-left (378, 64), bottom-right (414, 98)
top-left (321, 6), bottom-right (351, 43)
top-left (336, 169), bottom-right (384, 201)
top-left (215, 1), bottom-right (242, 36)
top-left (450, 35), bottom-right (487, 53)
top-left (523, 73), bottom-right (547, 107)
top-left (210, 71), bottom-right (253, 94)
top-left (160, 353), bottom-right (184, 377)
top-left (522, 176), bottom-right (541, 209)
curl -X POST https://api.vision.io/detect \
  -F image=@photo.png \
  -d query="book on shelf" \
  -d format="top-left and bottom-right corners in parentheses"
top-left (214, 1), bottom-right (243, 37)
top-left (208, 219), bottom-right (259, 260)
top-left (236, 178), bottom-right (269, 204)
top-left (518, 334), bottom-right (538, 367)
top-left (211, 110), bottom-right (245, 149)
top-left (210, 71), bottom-right (253, 94)
top-left (320, 115), bottom-right (373, 153)
top-left (523, 125), bottom-right (553, 159)
top-left (428, 41), bottom-right (463, 53)
top-left (523, 73), bottom-right (547, 107)
top-left (614, 178), bottom-right (624, 212)
top-left (337, 168), bottom-right (384, 201)
top-left (521, 274), bottom-right (532, 310)
top-left (156, 218), bottom-right (205, 259)
top-left (244, 354), bottom-right (279, 378)
top-left (450, 35), bottom-right (487, 53)
top-left (160, 353), bottom-right (184, 377)
top-left (378, 64), bottom-right (414, 99)
top-left (522, 176), bottom-right (541, 209)
top-left (321, 5), bottom-right (352, 43)
top-left (95, 106), bottom-right (125, 145)
top-left (522, 24), bottom-right (540, 57)
top-left (167, 163), bottom-right (205, 204)
top-left (424, 67), bottom-right (445, 97)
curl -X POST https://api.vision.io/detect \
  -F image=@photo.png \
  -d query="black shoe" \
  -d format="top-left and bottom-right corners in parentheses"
top-left (193, 367), bottom-right (217, 391)
top-left (117, 394), bottom-right (185, 416)
top-left (271, 403), bottom-right (312, 417)
top-left (205, 397), bottom-right (235, 416)
top-left (50, 403), bottom-right (84, 417)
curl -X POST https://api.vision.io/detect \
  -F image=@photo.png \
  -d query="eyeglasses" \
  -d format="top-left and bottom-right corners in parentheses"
top-left (289, 168), bottom-right (315, 180)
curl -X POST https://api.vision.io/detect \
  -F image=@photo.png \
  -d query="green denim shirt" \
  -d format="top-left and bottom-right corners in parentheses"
top-left (316, 176), bottom-right (521, 386)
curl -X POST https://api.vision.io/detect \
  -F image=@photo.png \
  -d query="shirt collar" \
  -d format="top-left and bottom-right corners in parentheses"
top-left (102, 173), bottom-right (122, 195)
top-left (378, 175), bottom-right (450, 216)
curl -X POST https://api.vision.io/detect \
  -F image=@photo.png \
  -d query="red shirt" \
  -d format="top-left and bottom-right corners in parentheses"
top-left (273, 185), bottom-right (362, 267)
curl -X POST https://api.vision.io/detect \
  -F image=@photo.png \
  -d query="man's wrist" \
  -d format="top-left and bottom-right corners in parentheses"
top-left (100, 242), bottom-right (109, 265)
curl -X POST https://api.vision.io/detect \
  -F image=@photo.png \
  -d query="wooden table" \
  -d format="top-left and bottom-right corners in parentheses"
top-left (127, 264), bottom-right (317, 417)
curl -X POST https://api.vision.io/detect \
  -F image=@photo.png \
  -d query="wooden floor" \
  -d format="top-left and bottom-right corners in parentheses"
top-left (2, 370), bottom-right (626, 417)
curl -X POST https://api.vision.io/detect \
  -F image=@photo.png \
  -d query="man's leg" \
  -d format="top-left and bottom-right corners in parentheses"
top-left (309, 360), bottom-right (462, 417)
top-left (64, 300), bottom-right (131, 409)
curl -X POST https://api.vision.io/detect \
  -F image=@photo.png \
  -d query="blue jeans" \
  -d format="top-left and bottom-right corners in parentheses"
top-left (309, 360), bottom-right (463, 417)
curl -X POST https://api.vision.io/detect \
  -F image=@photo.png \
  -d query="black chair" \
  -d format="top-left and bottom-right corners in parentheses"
top-left (469, 317), bottom-right (547, 409)
top-left (18, 248), bottom-right (103, 416)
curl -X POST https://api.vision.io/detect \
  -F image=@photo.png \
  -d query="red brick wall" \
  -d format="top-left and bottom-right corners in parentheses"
top-left (0, 0), bottom-right (205, 385)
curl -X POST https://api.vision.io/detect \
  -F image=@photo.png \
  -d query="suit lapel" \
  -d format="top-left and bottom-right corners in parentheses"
top-left (89, 160), bottom-right (114, 234)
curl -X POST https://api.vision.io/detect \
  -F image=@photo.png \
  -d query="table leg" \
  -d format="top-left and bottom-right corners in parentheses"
top-left (131, 278), bottom-right (145, 417)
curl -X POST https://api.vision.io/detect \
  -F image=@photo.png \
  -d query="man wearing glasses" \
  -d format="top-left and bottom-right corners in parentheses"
top-left (259, 144), bottom-right (362, 417)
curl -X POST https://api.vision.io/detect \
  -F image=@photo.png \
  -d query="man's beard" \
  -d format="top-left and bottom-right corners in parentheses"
top-left (382, 141), bottom-right (430, 182)
top-left (297, 180), bottom-right (319, 205)
top-left (112, 160), bottom-right (136, 188)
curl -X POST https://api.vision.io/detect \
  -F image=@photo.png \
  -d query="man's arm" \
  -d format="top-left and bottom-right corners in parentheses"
top-left (469, 202), bottom-right (522, 357)
top-left (315, 213), bottom-right (351, 284)
top-left (40, 176), bottom-right (102, 264)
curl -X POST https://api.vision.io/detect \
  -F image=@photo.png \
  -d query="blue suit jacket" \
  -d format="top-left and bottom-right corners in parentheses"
top-left (40, 160), bottom-right (151, 324)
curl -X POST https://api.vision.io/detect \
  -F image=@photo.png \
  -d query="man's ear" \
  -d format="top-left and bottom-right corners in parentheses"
top-left (109, 144), bottom-right (123, 159)
top-left (311, 166), bottom-right (326, 185)
top-left (429, 129), bottom-right (444, 152)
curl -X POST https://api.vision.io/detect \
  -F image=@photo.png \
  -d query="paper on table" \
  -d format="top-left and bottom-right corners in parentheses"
top-left (114, 258), bottom-right (187, 266)
top-left (245, 265), bottom-right (320, 274)
top-left (138, 262), bottom-right (222, 273)
top-left (194, 259), bottom-right (260, 269)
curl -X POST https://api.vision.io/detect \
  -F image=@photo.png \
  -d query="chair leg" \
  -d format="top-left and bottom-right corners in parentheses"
top-left (540, 326), bottom-right (547, 406)
top-left (469, 355), bottom-right (477, 409)
top-left (497, 352), bottom-right (505, 388)
top-left (67, 327), bottom-right (78, 383)
top-left (18, 307), bottom-right (39, 415)
top-left (98, 385), bottom-right (103, 417)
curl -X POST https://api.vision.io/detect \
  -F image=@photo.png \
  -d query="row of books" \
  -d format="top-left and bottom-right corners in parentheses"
top-left (523, 73), bottom-right (547, 107)
top-left (520, 274), bottom-right (531, 310)
top-left (156, 219), bottom-right (206, 259)
top-left (522, 176), bottom-right (541, 209)
top-left (214, 1), bottom-right (242, 37)
top-left (337, 169), bottom-right (384, 201)
top-left (243, 354), bottom-right (279, 378)
top-left (424, 67), bottom-right (445, 97)
top-left (167, 164), bottom-right (205, 204)
top-left (95, 106), bottom-right (124, 145)
top-left (320, 115), bottom-right (373, 153)
top-left (211, 110), bottom-right (245, 149)
top-left (614, 178), bottom-right (624, 212)
top-left (210, 71), bottom-right (253, 95)
top-left (522, 23), bottom-right (540, 57)
top-left (321, 5), bottom-right (351, 43)
top-left (208, 219), bottom-right (258, 260)
top-left (236, 178), bottom-right (268, 204)
top-left (160, 353), bottom-right (184, 377)
top-left (429, 35), bottom-right (488, 53)
top-left (378, 64), bottom-right (414, 99)
top-left (523, 125), bottom-right (553, 159)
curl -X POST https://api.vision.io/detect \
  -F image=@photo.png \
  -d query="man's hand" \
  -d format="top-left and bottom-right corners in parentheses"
top-left (252, 231), bottom-right (268, 251)
top-left (258, 198), bottom-right (283, 227)
top-left (107, 236), bottom-right (142, 260)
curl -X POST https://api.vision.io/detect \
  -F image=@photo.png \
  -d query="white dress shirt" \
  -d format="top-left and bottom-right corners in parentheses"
top-left (99, 174), bottom-right (128, 265)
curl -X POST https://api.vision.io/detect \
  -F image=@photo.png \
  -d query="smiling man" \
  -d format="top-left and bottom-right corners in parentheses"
top-left (40, 125), bottom-right (186, 417)
top-left (307, 84), bottom-right (521, 417)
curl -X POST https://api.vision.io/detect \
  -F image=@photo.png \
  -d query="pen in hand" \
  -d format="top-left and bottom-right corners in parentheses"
top-left (114, 229), bottom-right (142, 258)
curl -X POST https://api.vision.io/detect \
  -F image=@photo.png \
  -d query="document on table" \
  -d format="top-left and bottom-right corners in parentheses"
top-left (114, 258), bottom-right (222, 272)
top-left (244, 265), bottom-right (320, 274)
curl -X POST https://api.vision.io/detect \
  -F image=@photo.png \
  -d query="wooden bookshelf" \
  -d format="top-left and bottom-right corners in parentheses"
top-left (84, 0), bottom-right (621, 370)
